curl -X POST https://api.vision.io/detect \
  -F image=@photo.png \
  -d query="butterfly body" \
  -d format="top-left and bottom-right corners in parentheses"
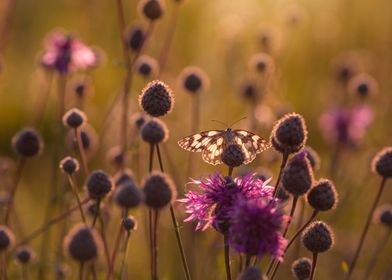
top-left (178, 128), bottom-right (270, 165)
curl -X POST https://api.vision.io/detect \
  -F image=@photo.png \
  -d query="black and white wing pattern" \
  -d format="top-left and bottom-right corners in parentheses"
top-left (232, 130), bottom-right (271, 164)
top-left (201, 135), bottom-right (226, 165)
top-left (178, 130), bottom-right (224, 153)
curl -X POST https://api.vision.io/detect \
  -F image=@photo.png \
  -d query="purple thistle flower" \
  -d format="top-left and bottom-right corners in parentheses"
top-left (319, 105), bottom-right (374, 145)
top-left (179, 173), bottom-right (273, 233)
top-left (229, 199), bottom-right (288, 260)
top-left (41, 31), bottom-right (98, 74)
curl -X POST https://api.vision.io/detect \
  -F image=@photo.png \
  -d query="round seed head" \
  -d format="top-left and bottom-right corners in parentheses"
top-left (64, 224), bottom-right (103, 262)
top-left (74, 80), bottom-right (87, 98)
top-left (142, 171), bottom-right (177, 209)
top-left (12, 128), bottom-right (44, 157)
top-left (122, 216), bottom-right (138, 231)
top-left (0, 225), bottom-right (15, 251)
top-left (138, 0), bottom-right (165, 21)
top-left (237, 76), bottom-right (259, 102)
top-left (15, 246), bottom-right (34, 264)
top-left (59, 156), bottom-right (79, 175)
top-left (106, 146), bottom-right (125, 168)
top-left (372, 147), bottom-right (392, 178)
top-left (348, 73), bottom-right (378, 98)
top-left (140, 118), bottom-right (169, 144)
top-left (248, 52), bottom-right (275, 75)
top-left (114, 182), bottom-right (143, 209)
top-left (281, 153), bottom-right (314, 196)
top-left (130, 112), bottom-right (146, 129)
top-left (125, 25), bottom-right (145, 52)
top-left (222, 144), bottom-right (245, 168)
top-left (307, 179), bottom-right (338, 211)
top-left (277, 186), bottom-right (290, 202)
top-left (238, 266), bottom-right (265, 280)
top-left (302, 221), bottom-right (334, 253)
top-left (135, 55), bottom-right (158, 78)
top-left (179, 66), bottom-right (209, 94)
top-left (85, 200), bottom-right (110, 219)
top-left (113, 168), bottom-right (136, 187)
top-left (56, 263), bottom-right (70, 279)
top-left (291, 257), bottom-right (312, 280)
top-left (62, 108), bottom-right (87, 128)
top-left (67, 125), bottom-right (98, 154)
top-left (86, 170), bottom-right (113, 200)
top-left (271, 113), bottom-right (307, 154)
top-left (139, 80), bottom-right (174, 117)
top-left (302, 146), bottom-right (320, 170)
top-left (376, 205), bottom-right (392, 227)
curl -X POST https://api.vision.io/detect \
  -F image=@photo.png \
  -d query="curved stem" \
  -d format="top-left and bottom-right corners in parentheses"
top-left (273, 151), bottom-right (289, 197)
top-left (224, 233), bottom-right (232, 280)
top-left (66, 174), bottom-right (86, 223)
top-left (98, 216), bottom-right (111, 275)
top-left (345, 177), bottom-right (388, 279)
top-left (310, 252), bottom-right (318, 280)
top-left (75, 128), bottom-right (89, 178)
top-left (91, 199), bottom-right (101, 228)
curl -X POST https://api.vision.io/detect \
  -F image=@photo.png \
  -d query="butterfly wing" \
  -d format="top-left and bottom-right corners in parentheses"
top-left (178, 130), bottom-right (224, 153)
top-left (201, 134), bottom-right (227, 165)
top-left (233, 130), bottom-right (271, 164)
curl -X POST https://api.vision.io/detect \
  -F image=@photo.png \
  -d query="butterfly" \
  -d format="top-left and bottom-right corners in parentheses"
top-left (178, 128), bottom-right (271, 165)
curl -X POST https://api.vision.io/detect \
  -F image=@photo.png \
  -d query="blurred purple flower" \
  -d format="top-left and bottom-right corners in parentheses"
top-left (179, 173), bottom-right (273, 233)
top-left (41, 32), bottom-right (98, 74)
top-left (229, 199), bottom-right (287, 260)
top-left (319, 105), bottom-right (374, 145)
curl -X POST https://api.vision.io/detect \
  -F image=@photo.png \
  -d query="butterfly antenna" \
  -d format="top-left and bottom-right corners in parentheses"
top-left (211, 119), bottom-right (228, 128)
top-left (230, 116), bottom-right (247, 128)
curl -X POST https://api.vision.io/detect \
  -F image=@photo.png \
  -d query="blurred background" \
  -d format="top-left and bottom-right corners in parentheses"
top-left (1, 0), bottom-right (392, 279)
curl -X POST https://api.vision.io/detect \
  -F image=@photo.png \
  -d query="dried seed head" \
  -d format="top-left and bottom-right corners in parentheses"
top-left (106, 146), bottom-right (125, 168)
top-left (66, 125), bottom-right (98, 154)
top-left (125, 25), bottom-right (145, 52)
top-left (302, 146), bottom-right (320, 170)
top-left (135, 55), bottom-right (158, 78)
top-left (307, 179), bottom-right (338, 211)
top-left (64, 224), bottom-right (103, 262)
top-left (281, 153), bottom-right (314, 196)
top-left (139, 80), bottom-right (174, 117)
top-left (56, 263), bottom-right (70, 279)
top-left (0, 225), bottom-right (15, 251)
top-left (222, 144), bottom-right (245, 168)
top-left (238, 266), bottom-right (265, 280)
top-left (130, 112), bottom-right (146, 129)
top-left (86, 170), bottom-right (113, 200)
top-left (122, 216), bottom-right (138, 231)
top-left (277, 186), bottom-right (290, 202)
top-left (59, 156), bottom-right (80, 175)
top-left (142, 171), bottom-right (177, 209)
top-left (237, 76), bottom-right (259, 102)
top-left (114, 182), bottom-right (143, 209)
top-left (372, 147), bottom-right (392, 178)
top-left (271, 113), bottom-right (307, 154)
top-left (291, 257), bottom-right (312, 280)
top-left (12, 128), bottom-right (44, 157)
top-left (63, 108), bottom-right (87, 128)
top-left (140, 118), bottom-right (169, 144)
top-left (248, 52), bottom-right (275, 75)
top-left (348, 73), bottom-right (378, 98)
top-left (114, 168), bottom-right (136, 187)
top-left (15, 246), bottom-right (34, 264)
top-left (138, 0), bottom-right (165, 21)
top-left (302, 221), bottom-right (334, 253)
top-left (179, 66), bottom-right (209, 94)
top-left (73, 80), bottom-right (88, 99)
top-left (85, 200), bottom-right (110, 219)
top-left (376, 205), bottom-right (392, 227)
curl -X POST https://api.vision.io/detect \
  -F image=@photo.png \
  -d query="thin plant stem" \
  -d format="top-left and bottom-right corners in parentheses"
top-left (90, 262), bottom-right (97, 280)
top-left (148, 209), bottom-right (154, 280)
top-left (1, 252), bottom-right (7, 280)
top-left (79, 262), bottom-right (84, 280)
top-left (91, 199), bottom-right (101, 228)
top-left (245, 255), bottom-right (251, 268)
top-left (156, 144), bottom-right (192, 280)
top-left (228, 166), bottom-right (234, 177)
top-left (33, 71), bottom-right (54, 127)
top-left (345, 177), bottom-right (388, 280)
top-left (224, 233), bottom-right (232, 280)
top-left (66, 174), bottom-right (86, 223)
top-left (273, 151), bottom-right (289, 197)
top-left (58, 74), bottom-right (67, 121)
top-left (153, 210), bottom-right (159, 280)
top-left (74, 128), bottom-right (89, 177)
top-left (293, 198), bottom-right (305, 260)
top-left (22, 264), bottom-right (28, 280)
top-left (108, 209), bottom-right (127, 280)
top-left (119, 231), bottom-right (131, 280)
top-left (99, 215), bottom-right (111, 273)
top-left (310, 252), bottom-right (318, 280)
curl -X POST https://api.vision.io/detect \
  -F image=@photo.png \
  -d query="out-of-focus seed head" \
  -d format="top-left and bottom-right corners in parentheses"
top-left (140, 118), bottom-right (169, 144)
top-left (125, 25), bottom-right (145, 52)
top-left (66, 125), bottom-right (99, 154)
top-left (130, 112), bottom-right (146, 129)
top-left (64, 224), bottom-right (103, 262)
top-left (113, 168), bottom-right (136, 187)
top-left (138, 0), bottom-right (165, 21)
top-left (281, 153), bottom-right (314, 196)
top-left (114, 182), bottom-right (143, 209)
top-left (307, 179), bottom-right (338, 211)
top-left (271, 113), bottom-right (307, 154)
top-left (106, 146), bottom-right (125, 168)
top-left (332, 53), bottom-right (361, 84)
top-left (12, 128), bottom-right (44, 158)
top-left (15, 246), bottom-right (34, 264)
top-left (74, 81), bottom-right (87, 98)
top-left (372, 147), bottom-right (392, 178)
top-left (122, 216), bottom-right (138, 231)
top-left (348, 73), bottom-right (378, 99)
top-left (59, 156), bottom-right (80, 175)
top-left (238, 266), bottom-right (266, 280)
top-left (135, 55), bottom-right (158, 78)
top-left (222, 144), bottom-right (245, 168)
top-left (0, 225), bottom-right (15, 251)
top-left (302, 146), bottom-right (320, 170)
top-left (85, 200), bottom-right (110, 218)
top-left (142, 171), bottom-right (177, 209)
top-left (139, 80), bottom-right (174, 117)
top-left (56, 263), bottom-right (70, 279)
top-left (277, 186), bottom-right (290, 202)
top-left (248, 52), bottom-right (275, 75)
top-left (291, 257), bottom-right (312, 280)
top-left (376, 204), bottom-right (392, 227)
top-left (86, 170), bottom-right (113, 200)
top-left (178, 66), bottom-right (209, 94)
top-left (62, 108), bottom-right (87, 129)
top-left (255, 167), bottom-right (273, 182)
top-left (302, 221), bottom-right (334, 253)
top-left (237, 76), bottom-right (259, 102)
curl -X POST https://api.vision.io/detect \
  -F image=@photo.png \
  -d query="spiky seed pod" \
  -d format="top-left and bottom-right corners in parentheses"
top-left (302, 221), bottom-right (334, 253)
top-left (125, 25), bottom-right (145, 52)
top-left (64, 224), bottom-right (103, 262)
top-left (86, 170), bottom-right (113, 200)
top-left (139, 80), bottom-right (173, 117)
top-left (222, 144), bottom-right (245, 168)
top-left (302, 146), bottom-right (320, 170)
top-left (15, 246), bottom-right (34, 264)
top-left (113, 168), bottom-right (136, 187)
top-left (142, 171), bottom-right (177, 209)
top-left (248, 52), bottom-right (275, 75)
top-left (376, 205), bottom-right (392, 227)
top-left (62, 108), bottom-right (87, 128)
top-left (140, 118), bottom-right (169, 144)
top-left (179, 66), bottom-right (209, 94)
top-left (291, 257), bottom-right (312, 280)
top-left (138, 0), bottom-right (165, 21)
top-left (12, 128), bottom-right (44, 157)
top-left (135, 55), bottom-right (158, 78)
top-left (271, 113), bottom-right (307, 154)
top-left (114, 182), bottom-right (143, 209)
top-left (307, 179), bottom-right (338, 211)
top-left (59, 156), bottom-right (79, 175)
top-left (372, 147), bottom-right (392, 178)
top-left (122, 216), bottom-right (138, 231)
top-left (348, 73), bottom-right (378, 98)
top-left (281, 153), bottom-right (314, 196)
top-left (0, 225), bottom-right (15, 251)
top-left (238, 266), bottom-right (266, 280)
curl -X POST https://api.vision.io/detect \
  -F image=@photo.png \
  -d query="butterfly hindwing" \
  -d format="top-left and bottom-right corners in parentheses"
top-left (177, 130), bottom-right (224, 153)
top-left (233, 130), bottom-right (271, 164)
top-left (201, 135), bottom-right (226, 165)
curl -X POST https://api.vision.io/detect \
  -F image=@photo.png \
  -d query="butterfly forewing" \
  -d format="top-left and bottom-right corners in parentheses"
top-left (201, 135), bottom-right (226, 165)
top-left (177, 130), bottom-right (224, 153)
